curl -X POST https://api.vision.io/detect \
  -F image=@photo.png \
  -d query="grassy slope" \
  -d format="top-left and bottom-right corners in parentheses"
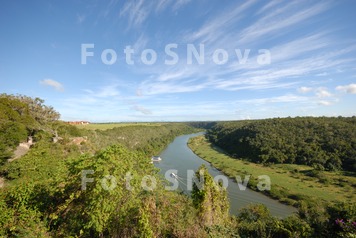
top-left (188, 135), bottom-right (356, 205)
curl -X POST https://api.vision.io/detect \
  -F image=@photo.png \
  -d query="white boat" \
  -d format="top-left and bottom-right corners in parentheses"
top-left (151, 156), bottom-right (162, 162)
top-left (170, 172), bottom-right (178, 179)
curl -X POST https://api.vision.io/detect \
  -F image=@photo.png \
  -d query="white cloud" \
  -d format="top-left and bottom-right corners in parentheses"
top-left (318, 100), bottom-right (332, 106)
top-left (297, 86), bottom-right (313, 93)
top-left (238, 94), bottom-right (308, 105)
top-left (316, 72), bottom-right (328, 76)
top-left (139, 78), bottom-right (206, 95)
top-left (40, 79), bottom-right (64, 92)
top-left (84, 84), bottom-right (120, 98)
top-left (336, 84), bottom-right (356, 94)
top-left (316, 87), bottom-right (332, 98)
top-left (131, 105), bottom-right (152, 115)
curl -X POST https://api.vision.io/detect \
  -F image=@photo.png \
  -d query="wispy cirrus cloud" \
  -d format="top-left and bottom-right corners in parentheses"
top-left (133, 0), bottom-right (356, 98)
top-left (40, 79), bottom-right (64, 92)
top-left (172, 0), bottom-right (192, 11)
top-left (237, 94), bottom-right (309, 105)
top-left (66, 0), bottom-right (355, 120)
top-left (268, 33), bottom-right (330, 63)
top-left (137, 35), bottom-right (356, 96)
top-left (120, 0), bottom-right (149, 28)
top-left (255, 0), bottom-right (283, 15)
top-left (155, 0), bottom-right (192, 13)
top-left (185, 0), bottom-right (256, 44)
top-left (132, 33), bottom-right (149, 54)
top-left (139, 77), bottom-right (207, 95)
top-left (238, 1), bottom-right (330, 44)
top-left (120, 0), bottom-right (193, 29)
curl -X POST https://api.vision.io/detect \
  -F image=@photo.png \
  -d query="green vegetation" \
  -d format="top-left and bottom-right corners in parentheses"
top-left (0, 94), bottom-right (229, 237)
top-left (207, 117), bottom-right (356, 172)
top-left (84, 123), bottom-right (196, 156)
top-left (188, 136), bottom-right (356, 205)
top-left (49, 144), bottom-right (202, 237)
top-left (0, 94), bottom-right (60, 162)
top-left (75, 122), bottom-right (166, 130)
top-left (192, 165), bottom-right (230, 227)
top-left (189, 118), bottom-right (356, 237)
top-left (1, 95), bottom-right (355, 237)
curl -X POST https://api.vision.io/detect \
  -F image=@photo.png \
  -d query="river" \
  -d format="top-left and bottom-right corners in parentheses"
top-left (155, 132), bottom-right (297, 218)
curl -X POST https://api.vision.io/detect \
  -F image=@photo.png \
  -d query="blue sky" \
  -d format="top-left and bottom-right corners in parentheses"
top-left (1, 0), bottom-right (356, 122)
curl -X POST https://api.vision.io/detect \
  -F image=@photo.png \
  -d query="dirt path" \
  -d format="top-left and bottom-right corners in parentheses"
top-left (8, 137), bottom-right (33, 163)
top-left (7, 143), bottom-right (30, 162)
top-left (0, 177), bottom-right (4, 188)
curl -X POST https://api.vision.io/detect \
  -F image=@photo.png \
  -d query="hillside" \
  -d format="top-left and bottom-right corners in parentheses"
top-left (207, 117), bottom-right (356, 172)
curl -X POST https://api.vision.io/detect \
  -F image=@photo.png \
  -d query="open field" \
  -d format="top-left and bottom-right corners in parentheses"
top-left (74, 122), bottom-right (166, 130)
top-left (188, 135), bottom-right (356, 205)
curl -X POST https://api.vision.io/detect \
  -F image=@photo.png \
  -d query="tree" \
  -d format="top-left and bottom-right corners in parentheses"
top-left (237, 204), bottom-right (312, 237)
top-left (51, 145), bottom-right (157, 237)
top-left (0, 94), bottom-right (60, 135)
top-left (0, 96), bottom-right (34, 161)
top-left (207, 117), bottom-right (356, 172)
top-left (191, 165), bottom-right (230, 227)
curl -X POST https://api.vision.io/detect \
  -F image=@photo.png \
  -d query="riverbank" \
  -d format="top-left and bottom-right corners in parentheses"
top-left (188, 135), bottom-right (356, 207)
top-left (157, 132), bottom-right (296, 217)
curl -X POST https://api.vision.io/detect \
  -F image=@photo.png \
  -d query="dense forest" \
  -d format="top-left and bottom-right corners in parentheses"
top-left (207, 118), bottom-right (356, 172)
top-left (1, 94), bottom-right (356, 237)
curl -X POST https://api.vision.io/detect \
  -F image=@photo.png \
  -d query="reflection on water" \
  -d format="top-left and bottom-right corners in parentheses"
top-left (155, 132), bottom-right (297, 217)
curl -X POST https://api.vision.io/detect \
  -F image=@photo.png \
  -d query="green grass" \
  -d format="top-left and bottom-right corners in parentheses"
top-left (188, 135), bottom-right (356, 206)
top-left (75, 122), bottom-right (165, 130)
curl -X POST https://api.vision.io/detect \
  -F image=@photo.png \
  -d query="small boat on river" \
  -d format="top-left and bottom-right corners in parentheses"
top-left (170, 172), bottom-right (178, 179)
top-left (151, 156), bottom-right (162, 162)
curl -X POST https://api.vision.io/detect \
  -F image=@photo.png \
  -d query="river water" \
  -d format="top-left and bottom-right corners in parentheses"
top-left (155, 132), bottom-right (297, 217)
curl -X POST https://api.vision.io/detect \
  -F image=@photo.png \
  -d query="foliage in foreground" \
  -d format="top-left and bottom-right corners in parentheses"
top-left (192, 165), bottom-right (230, 227)
top-left (51, 144), bottom-right (205, 237)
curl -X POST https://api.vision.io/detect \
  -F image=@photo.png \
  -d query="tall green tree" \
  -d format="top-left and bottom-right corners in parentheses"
top-left (191, 165), bottom-right (230, 227)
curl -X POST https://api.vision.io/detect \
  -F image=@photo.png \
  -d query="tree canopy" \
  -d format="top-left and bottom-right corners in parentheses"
top-left (207, 117), bottom-right (356, 172)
